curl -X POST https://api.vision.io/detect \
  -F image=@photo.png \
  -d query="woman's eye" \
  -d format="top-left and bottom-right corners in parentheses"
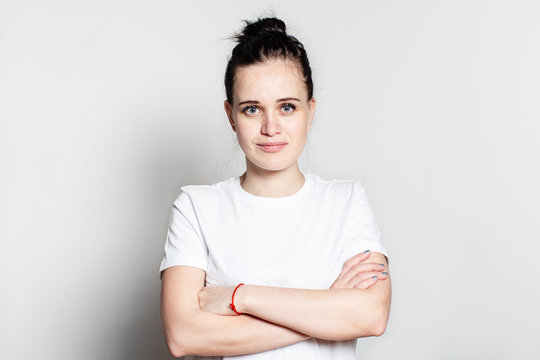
top-left (242, 105), bottom-right (259, 116)
top-left (281, 104), bottom-right (296, 113)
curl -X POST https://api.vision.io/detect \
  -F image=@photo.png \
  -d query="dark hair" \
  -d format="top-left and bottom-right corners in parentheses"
top-left (224, 17), bottom-right (313, 103)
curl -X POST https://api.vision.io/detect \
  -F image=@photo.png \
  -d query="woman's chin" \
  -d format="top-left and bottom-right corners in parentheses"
top-left (247, 160), bottom-right (297, 173)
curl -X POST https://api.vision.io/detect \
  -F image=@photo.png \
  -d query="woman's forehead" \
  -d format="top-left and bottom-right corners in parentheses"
top-left (233, 59), bottom-right (307, 103)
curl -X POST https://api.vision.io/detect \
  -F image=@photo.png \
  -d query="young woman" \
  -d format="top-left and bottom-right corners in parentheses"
top-left (160, 17), bottom-right (391, 359)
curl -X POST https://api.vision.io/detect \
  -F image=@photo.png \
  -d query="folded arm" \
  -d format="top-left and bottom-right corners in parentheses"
top-left (161, 251), bottom-right (390, 357)
top-left (161, 265), bottom-right (310, 357)
top-left (214, 251), bottom-right (391, 341)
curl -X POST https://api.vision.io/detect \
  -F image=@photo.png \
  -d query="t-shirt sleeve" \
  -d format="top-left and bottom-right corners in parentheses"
top-left (341, 181), bottom-right (389, 263)
top-left (159, 189), bottom-right (208, 279)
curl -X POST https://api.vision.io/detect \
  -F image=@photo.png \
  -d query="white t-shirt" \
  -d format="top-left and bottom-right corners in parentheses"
top-left (159, 173), bottom-right (388, 359)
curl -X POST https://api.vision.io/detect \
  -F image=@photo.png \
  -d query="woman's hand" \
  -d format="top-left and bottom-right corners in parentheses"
top-left (330, 250), bottom-right (388, 290)
top-left (199, 285), bottom-right (239, 316)
top-left (199, 251), bottom-right (389, 316)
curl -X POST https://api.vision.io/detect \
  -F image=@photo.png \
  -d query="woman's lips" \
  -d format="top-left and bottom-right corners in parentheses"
top-left (257, 142), bottom-right (288, 152)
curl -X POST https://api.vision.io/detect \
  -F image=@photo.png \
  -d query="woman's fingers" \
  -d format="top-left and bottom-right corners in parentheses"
top-left (349, 271), bottom-right (389, 289)
top-left (330, 250), bottom-right (389, 289)
top-left (331, 251), bottom-right (371, 287)
top-left (351, 274), bottom-right (380, 290)
top-left (343, 250), bottom-right (372, 270)
top-left (337, 261), bottom-right (386, 286)
top-left (330, 251), bottom-right (388, 289)
top-left (198, 286), bottom-right (238, 316)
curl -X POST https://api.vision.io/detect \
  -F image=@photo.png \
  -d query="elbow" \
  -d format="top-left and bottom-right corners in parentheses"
top-left (366, 306), bottom-right (390, 337)
top-left (168, 345), bottom-right (184, 359)
top-left (164, 325), bottom-right (193, 358)
top-left (337, 312), bottom-right (388, 341)
top-left (369, 316), bottom-right (388, 337)
top-left (339, 316), bottom-right (387, 341)
top-left (362, 290), bottom-right (391, 338)
top-left (352, 306), bottom-right (389, 339)
top-left (163, 309), bottom-right (209, 357)
top-left (165, 333), bottom-right (187, 358)
top-left (350, 316), bottom-right (387, 339)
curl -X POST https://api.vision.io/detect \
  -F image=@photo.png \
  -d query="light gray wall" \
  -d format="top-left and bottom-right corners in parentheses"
top-left (1, 1), bottom-right (538, 359)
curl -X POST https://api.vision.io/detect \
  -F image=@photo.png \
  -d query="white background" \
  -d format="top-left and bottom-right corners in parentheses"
top-left (1, 1), bottom-right (539, 359)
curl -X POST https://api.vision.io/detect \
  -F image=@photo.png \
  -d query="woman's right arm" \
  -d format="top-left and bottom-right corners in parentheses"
top-left (161, 250), bottom-right (385, 357)
top-left (161, 265), bottom-right (310, 357)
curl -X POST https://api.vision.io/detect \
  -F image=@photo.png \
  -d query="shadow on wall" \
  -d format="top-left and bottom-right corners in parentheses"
top-left (120, 287), bottom-right (173, 359)
top-left (115, 111), bottom-right (222, 360)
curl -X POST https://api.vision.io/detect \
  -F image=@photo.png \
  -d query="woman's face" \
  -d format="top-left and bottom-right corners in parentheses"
top-left (224, 58), bottom-right (316, 174)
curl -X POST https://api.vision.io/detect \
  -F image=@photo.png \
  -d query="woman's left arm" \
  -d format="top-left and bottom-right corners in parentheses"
top-left (200, 251), bottom-right (391, 341)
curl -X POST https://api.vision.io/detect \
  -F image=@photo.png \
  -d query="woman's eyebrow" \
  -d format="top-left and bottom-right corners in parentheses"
top-left (238, 97), bottom-right (301, 106)
top-left (238, 100), bottom-right (258, 106)
top-left (276, 97), bottom-right (301, 102)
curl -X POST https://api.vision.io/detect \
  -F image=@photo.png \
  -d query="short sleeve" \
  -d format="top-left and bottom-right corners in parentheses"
top-left (341, 181), bottom-right (388, 263)
top-left (159, 190), bottom-right (208, 279)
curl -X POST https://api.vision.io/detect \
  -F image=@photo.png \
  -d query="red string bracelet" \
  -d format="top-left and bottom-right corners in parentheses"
top-left (230, 283), bottom-right (245, 315)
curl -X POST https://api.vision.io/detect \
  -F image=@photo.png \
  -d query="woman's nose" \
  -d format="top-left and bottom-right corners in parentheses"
top-left (261, 112), bottom-right (282, 136)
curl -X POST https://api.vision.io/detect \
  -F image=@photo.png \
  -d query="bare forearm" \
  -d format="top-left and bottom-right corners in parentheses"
top-left (162, 266), bottom-right (309, 357)
top-left (168, 308), bottom-right (309, 357)
top-left (233, 284), bottom-right (391, 341)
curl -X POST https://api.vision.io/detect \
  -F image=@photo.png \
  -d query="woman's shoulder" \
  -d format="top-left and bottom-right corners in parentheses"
top-left (179, 176), bottom-right (236, 193)
top-left (173, 176), bottom-right (238, 204)
top-left (308, 173), bottom-right (365, 193)
top-left (308, 174), bottom-right (375, 214)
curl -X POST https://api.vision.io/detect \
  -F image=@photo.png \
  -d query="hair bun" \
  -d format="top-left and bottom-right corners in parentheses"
top-left (237, 17), bottom-right (287, 42)
top-left (225, 16), bottom-right (314, 102)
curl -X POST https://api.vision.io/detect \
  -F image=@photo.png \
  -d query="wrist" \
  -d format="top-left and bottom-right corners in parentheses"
top-left (232, 284), bottom-right (250, 314)
top-left (230, 283), bottom-right (246, 315)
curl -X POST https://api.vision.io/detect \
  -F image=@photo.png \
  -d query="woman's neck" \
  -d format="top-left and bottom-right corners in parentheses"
top-left (239, 164), bottom-right (305, 198)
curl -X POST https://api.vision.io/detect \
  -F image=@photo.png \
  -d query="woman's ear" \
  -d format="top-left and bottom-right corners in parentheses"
top-left (307, 97), bottom-right (316, 131)
top-left (224, 100), bottom-right (236, 132)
